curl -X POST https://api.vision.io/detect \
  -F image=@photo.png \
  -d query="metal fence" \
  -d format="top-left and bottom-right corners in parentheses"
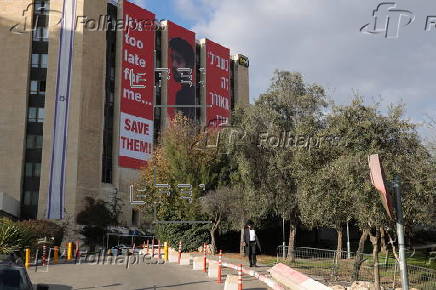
top-left (276, 246), bottom-right (436, 290)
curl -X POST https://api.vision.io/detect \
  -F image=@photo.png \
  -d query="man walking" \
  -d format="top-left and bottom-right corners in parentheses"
top-left (243, 222), bottom-right (261, 267)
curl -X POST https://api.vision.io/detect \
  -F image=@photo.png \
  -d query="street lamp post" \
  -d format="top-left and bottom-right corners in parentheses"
top-left (393, 176), bottom-right (409, 290)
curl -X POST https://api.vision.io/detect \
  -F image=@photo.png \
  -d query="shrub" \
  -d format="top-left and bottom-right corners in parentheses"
top-left (17, 219), bottom-right (64, 246)
top-left (155, 223), bottom-right (209, 252)
top-left (0, 218), bottom-right (35, 254)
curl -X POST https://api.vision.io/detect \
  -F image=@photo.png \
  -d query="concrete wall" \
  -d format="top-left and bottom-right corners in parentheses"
top-left (232, 54), bottom-right (250, 107)
top-left (0, 192), bottom-right (20, 217)
top-left (0, 0), bottom-right (33, 205)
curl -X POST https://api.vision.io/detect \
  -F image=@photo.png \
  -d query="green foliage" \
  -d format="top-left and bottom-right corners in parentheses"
top-left (76, 197), bottom-right (116, 250)
top-left (155, 224), bottom-right (209, 252)
top-left (0, 218), bottom-right (34, 254)
top-left (76, 196), bottom-right (116, 227)
top-left (17, 219), bottom-right (64, 246)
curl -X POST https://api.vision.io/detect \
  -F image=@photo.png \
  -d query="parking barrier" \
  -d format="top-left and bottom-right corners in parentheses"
top-left (53, 246), bottom-right (59, 264)
top-left (25, 248), bottom-right (30, 269)
top-left (238, 264), bottom-right (243, 290)
top-left (217, 250), bottom-right (223, 283)
top-left (203, 243), bottom-right (207, 272)
top-left (67, 242), bottom-right (73, 260)
top-left (178, 241), bottom-right (182, 264)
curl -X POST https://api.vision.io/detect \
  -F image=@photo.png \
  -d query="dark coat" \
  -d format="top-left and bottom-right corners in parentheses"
top-left (244, 228), bottom-right (261, 252)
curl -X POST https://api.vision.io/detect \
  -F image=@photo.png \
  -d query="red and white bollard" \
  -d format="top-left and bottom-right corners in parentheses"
top-left (42, 245), bottom-right (47, 266)
top-left (151, 239), bottom-right (155, 258)
top-left (238, 263), bottom-right (243, 290)
top-left (203, 243), bottom-right (207, 272)
top-left (217, 250), bottom-right (223, 283)
top-left (177, 241), bottom-right (182, 264)
top-left (158, 240), bottom-right (161, 258)
top-left (75, 240), bottom-right (80, 259)
top-left (146, 240), bottom-right (149, 254)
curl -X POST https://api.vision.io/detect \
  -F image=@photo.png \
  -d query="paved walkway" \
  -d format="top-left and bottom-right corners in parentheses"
top-left (28, 256), bottom-right (270, 290)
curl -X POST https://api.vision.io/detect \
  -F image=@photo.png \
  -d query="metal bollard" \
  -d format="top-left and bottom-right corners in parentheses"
top-left (203, 243), bottom-right (207, 272)
top-left (238, 264), bottom-right (243, 290)
top-left (177, 241), bottom-right (182, 264)
top-left (25, 248), bottom-right (30, 269)
top-left (42, 245), bottom-right (47, 266)
top-left (67, 242), bottom-right (73, 260)
top-left (163, 242), bottom-right (168, 262)
top-left (217, 250), bottom-right (223, 283)
top-left (75, 240), bottom-right (80, 259)
top-left (53, 246), bottom-right (59, 264)
top-left (151, 239), bottom-right (155, 258)
top-left (146, 240), bottom-right (149, 255)
top-left (158, 240), bottom-right (161, 258)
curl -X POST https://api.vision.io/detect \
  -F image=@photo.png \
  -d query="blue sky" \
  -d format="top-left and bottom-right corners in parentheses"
top-left (131, 0), bottom-right (198, 30)
top-left (128, 0), bottom-right (436, 142)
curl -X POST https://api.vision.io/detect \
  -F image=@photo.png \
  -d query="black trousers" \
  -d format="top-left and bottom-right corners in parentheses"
top-left (247, 241), bottom-right (257, 266)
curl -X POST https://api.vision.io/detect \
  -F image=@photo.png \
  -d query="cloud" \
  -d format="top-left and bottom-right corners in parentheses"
top-left (174, 0), bottom-right (436, 137)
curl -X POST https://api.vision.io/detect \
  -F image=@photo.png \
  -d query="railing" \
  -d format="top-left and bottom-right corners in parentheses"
top-left (276, 246), bottom-right (436, 290)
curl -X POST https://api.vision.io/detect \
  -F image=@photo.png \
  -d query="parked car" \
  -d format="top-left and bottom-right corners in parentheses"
top-left (0, 260), bottom-right (33, 290)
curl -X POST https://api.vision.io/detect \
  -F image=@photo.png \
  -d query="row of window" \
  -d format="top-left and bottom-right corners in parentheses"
top-left (32, 27), bottom-right (49, 42)
top-left (28, 107), bottom-right (44, 123)
top-left (25, 162), bottom-right (41, 177)
top-left (21, 0), bottom-right (49, 219)
top-left (32, 53), bottom-right (48, 68)
top-left (26, 135), bottom-right (43, 149)
top-left (30, 80), bottom-right (46, 95)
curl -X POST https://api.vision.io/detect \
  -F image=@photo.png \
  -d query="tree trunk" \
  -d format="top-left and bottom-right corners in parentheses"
top-left (369, 229), bottom-right (381, 290)
top-left (352, 229), bottom-right (369, 281)
top-left (336, 227), bottom-right (343, 260)
top-left (380, 227), bottom-right (387, 254)
top-left (240, 227), bottom-right (245, 256)
top-left (287, 223), bottom-right (297, 262)
top-left (210, 229), bottom-right (216, 255)
top-left (210, 219), bottom-right (220, 255)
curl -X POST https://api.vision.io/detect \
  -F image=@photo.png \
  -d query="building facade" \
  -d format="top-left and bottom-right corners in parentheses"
top-left (0, 0), bottom-right (249, 235)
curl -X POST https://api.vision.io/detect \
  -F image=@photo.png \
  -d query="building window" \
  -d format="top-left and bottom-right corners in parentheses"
top-left (25, 162), bottom-right (41, 177)
top-left (102, 3), bottom-right (117, 184)
top-left (27, 107), bottom-right (45, 123)
top-left (34, 1), bottom-right (49, 15)
top-left (29, 80), bottom-right (46, 95)
top-left (132, 209), bottom-right (139, 226)
top-left (23, 191), bottom-right (39, 206)
top-left (26, 135), bottom-right (43, 149)
top-left (32, 27), bottom-right (49, 42)
top-left (31, 54), bottom-right (48, 68)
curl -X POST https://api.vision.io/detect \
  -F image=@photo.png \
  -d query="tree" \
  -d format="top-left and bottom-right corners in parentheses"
top-left (200, 187), bottom-right (234, 254)
top-left (320, 99), bottom-right (436, 288)
top-left (76, 197), bottom-right (116, 251)
top-left (229, 70), bottom-right (327, 259)
top-left (134, 115), bottom-right (225, 248)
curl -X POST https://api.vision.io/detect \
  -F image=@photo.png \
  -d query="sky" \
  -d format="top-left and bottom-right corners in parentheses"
top-left (131, 0), bottom-right (435, 141)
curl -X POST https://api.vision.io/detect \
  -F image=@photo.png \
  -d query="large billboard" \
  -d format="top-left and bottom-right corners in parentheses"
top-left (167, 21), bottom-right (196, 120)
top-left (205, 39), bottom-right (231, 127)
top-left (119, 1), bottom-right (155, 169)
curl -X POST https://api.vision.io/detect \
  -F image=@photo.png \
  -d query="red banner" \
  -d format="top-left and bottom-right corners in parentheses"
top-left (119, 0), bottom-right (155, 169)
top-left (167, 21), bottom-right (196, 120)
top-left (205, 39), bottom-right (231, 127)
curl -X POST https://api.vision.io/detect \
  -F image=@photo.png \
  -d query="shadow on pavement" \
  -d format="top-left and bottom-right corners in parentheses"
top-left (35, 284), bottom-right (73, 290)
top-left (134, 280), bottom-right (216, 289)
top-left (75, 283), bottom-right (123, 289)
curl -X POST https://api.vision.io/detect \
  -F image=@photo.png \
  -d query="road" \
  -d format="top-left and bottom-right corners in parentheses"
top-left (28, 260), bottom-right (269, 290)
